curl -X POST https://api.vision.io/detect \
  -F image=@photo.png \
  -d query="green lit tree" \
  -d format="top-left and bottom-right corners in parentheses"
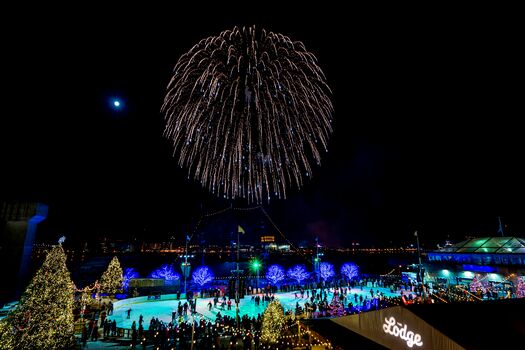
top-left (5, 245), bottom-right (75, 349)
top-left (261, 300), bottom-right (285, 344)
top-left (100, 256), bottom-right (123, 295)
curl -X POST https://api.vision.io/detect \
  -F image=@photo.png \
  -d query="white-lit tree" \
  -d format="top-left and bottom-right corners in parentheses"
top-left (3, 245), bottom-right (75, 349)
top-left (100, 256), bottom-right (123, 295)
top-left (0, 319), bottom-right (14, 349)
top-left (261, 300), bottom-right (285, 344)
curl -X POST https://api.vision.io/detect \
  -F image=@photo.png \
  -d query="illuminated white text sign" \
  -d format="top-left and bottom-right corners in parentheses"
top-left (383, 316), bottom-right (423, 348)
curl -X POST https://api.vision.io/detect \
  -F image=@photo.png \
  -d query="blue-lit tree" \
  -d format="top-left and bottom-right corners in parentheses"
top-left (319, 262), bottom-right (335, 282)
top-left (192, 266), bottom-right (214, 287)
top-left (340, 263), bottom-right (359, 281)
top-left (266, 265), bottom-right (285, 285)
top-left (122, 268), bottom-right (139, 291)
top-left (287, 265), bottom-right (310, 285)
top-left (150, 264), bottom-right (180, 282)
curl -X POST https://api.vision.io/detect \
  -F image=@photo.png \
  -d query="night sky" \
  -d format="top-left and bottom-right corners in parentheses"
top-left (1, 7), bottom-right (522, 247)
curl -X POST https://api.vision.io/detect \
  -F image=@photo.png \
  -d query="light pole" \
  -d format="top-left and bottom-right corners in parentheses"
top-left (235, 229), bottom-right (240, 330)
top-left (183, 234), bottom-right (193, 298)
top-left (190, 310), bottom-right (195, 350)
top-left (251, 259), bottom-right (261, 294)
top-left (314, 237), bottom-right (320, 284)
top-left (414, 231), bottom-right (426, 300)
top-left (256, 264), bottom-right (260, 294)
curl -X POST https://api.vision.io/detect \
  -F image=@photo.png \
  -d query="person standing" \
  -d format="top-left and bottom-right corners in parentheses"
top-left (81, 322), bottom-right (88, 347)
top-left (91, 321), bottom-right (99, 341)
top-left (131, 323), bottom-right (137, 349)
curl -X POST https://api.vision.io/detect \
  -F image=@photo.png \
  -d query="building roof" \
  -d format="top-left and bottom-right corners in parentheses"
top-left (435, 236), bottom-right (525, 254)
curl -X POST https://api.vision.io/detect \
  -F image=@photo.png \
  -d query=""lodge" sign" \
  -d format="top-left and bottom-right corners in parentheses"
top-left (383, 316), bottom-right (423, 348)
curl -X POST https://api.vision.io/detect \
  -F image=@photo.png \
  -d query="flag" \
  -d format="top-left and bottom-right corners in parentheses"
top-left (238, 225), bottom-right (245, 234)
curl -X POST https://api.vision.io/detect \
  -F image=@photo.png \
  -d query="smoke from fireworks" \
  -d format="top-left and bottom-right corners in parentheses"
top-left (162, 26), bottom-right (333, 203)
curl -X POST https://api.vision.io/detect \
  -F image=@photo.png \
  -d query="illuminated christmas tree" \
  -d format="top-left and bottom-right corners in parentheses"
top-left (516, 276), bottom-right (525, 298)
top-left (261, 300), bottom-right (285, 344)
top-left (100, 256), bottom-right (123, 295)
top-left (0, 319), bottom-right (14, 349)
top-left (469, 274), bottom-right (487, 294)
top-left (3, 245), bottom-right (75, 349)
top-left (328, 295), bottom-right (345, 317)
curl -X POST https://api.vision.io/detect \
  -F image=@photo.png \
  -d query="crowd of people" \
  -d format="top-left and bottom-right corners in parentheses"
top-left (75, 273), bottom-right (522, 348)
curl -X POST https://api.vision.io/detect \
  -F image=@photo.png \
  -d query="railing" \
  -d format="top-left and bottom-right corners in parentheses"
top-left (454, 285), bottom-right (483, 301)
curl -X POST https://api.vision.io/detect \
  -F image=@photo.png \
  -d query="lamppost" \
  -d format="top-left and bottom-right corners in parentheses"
top-left (235, 228), bottom-right (240, 330)
top-left (251, 259), bottom-right (261, 294)
top-left (414, 231), bottom-right (426, 300)
top-left (314, 237), bottom-right (320, 284)
top-left (182, 234), bottom-right (193, 298)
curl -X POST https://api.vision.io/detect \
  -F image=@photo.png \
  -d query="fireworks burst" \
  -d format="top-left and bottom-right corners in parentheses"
top-left (162, 26), bottom-right (333, 203)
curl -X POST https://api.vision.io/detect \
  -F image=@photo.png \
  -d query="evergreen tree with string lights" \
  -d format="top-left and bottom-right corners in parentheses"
top-left (469, 273), bottom-right (486, 294)
top-left (1, 243), bottom-right (75, 349)
top-left (516, 276), bottom-right (525, 298)
top-left (327, 294), bottom-right (345, 317)
top-left (261, 300), bottom-right (285, 345)
top-left (0, 319), bottom-right (14, 349)
top-left (100, 256), bottom-right (124, 295)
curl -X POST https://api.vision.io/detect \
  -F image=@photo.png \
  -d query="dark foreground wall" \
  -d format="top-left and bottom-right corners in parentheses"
top-left (305, 298), bottom-right (525, 350)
